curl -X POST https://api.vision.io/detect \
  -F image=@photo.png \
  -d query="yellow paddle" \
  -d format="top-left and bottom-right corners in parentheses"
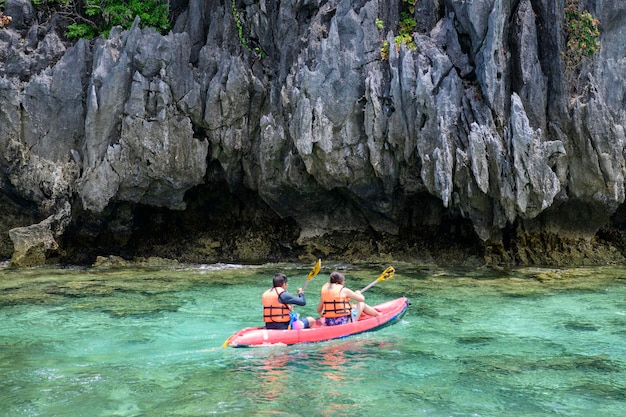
top-left (221, 335), bottom-right (233, 349)
top-left (301, 258), bottom-right (322, 291)
top-left (360, 266), bottom-right (395, 293)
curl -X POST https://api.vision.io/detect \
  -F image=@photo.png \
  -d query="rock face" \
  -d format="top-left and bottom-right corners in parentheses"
top-left (1, 0), bottom-right (625, 266)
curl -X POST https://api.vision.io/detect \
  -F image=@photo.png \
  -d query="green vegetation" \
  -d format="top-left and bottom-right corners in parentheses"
top-left (563, 0), bottom-right (601, 68)
top-left (231, 0), bottom-right (266, 58)
top-left (231, 0), bottom-right (247, 48)
top-left (381, 40), bottom-right (390, 60)
top-left (28, 0), bottom-right (170, 39)
top-left (377, 0), bottom-right (417, 60)
top-left (395, 8), bottom-right (417, 52)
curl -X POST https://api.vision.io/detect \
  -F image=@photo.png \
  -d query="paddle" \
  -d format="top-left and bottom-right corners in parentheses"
top-left (360, 266), bottom-right (395, 293)
top-left (221, 334), bottom-right (233, 348)
top-left (288, 259), bottom-right (322, 330)
top-left (301, 258), bottom-right (321, 292)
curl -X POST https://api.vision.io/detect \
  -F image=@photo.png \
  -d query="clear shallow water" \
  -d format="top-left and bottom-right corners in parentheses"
top-left (0, 263), bottom-right (624, 416)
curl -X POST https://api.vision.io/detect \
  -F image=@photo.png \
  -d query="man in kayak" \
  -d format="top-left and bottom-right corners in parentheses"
top-left (317, 271), bottom-right (381, 326)
top-left (262, 273), bottom-right (314, 330)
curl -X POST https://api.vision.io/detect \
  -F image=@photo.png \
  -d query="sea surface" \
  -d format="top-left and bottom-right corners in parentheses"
top-left (0, 262), bottom-right (624, 416)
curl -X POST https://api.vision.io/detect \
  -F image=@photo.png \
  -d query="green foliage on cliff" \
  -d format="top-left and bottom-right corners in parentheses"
top-left (231, 0), bottom-right (246, 48)
top-left (563, 0), bottom-right (601, 68)
top-left (231, 1), bottom-right (266, 58)
top-left (395, 10), bottom-right (417, 52)
top-left (378, 0), bottom-right (417, 60)
top-left (30, 0), bottom-right (170, 39)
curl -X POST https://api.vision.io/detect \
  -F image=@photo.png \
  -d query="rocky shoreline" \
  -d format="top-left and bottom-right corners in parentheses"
top-left (1, 1), bottom-right (626, 268)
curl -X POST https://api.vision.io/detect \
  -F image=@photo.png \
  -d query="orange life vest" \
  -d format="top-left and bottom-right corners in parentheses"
top-left (262, 287), bottom-right (292, 323)
top-left (320, 282), bottom-right (352, 318)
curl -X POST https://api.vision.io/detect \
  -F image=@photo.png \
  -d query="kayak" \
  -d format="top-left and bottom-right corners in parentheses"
top-left (223, 296), bottom-right (410, 348)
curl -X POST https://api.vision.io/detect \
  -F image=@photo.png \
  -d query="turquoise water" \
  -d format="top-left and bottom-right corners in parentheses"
top-left (0, 263), bottom-right (624, 416)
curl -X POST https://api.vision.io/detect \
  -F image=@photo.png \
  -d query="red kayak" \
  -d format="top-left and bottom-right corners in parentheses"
top-left (223, 296), bottom-right (410, 348)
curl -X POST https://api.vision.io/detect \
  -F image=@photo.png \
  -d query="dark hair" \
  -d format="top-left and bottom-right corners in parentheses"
top-left (273, 273), bottom-right (288, 287)
top-left (329, 271), bottom-right (344, 284)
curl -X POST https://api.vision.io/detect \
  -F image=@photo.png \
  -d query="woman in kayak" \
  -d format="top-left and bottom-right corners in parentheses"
top-left (317, 271), bottom-right (380, 326)
top-left (262, 273), bottom-right (314, 330)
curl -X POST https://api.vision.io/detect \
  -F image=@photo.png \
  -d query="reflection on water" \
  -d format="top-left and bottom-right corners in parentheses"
top-left (231, 339), bottom-right (393, 416)
top-left (0, 263), bottom-right (624, 416)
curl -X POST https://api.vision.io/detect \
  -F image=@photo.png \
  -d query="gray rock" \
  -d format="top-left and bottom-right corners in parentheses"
top-left (9, 199), bottom-right (71, 267)
top-left (0, 0), bottom-right (625, 264)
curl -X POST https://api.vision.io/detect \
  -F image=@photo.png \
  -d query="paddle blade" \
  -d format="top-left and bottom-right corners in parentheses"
top-left (302, 259), bottom-right (322, 291)
top-left (307, 259), bottom-right (322, 280)
top-left (377, 266), bottom-right (395, 282)
top-left (221, 336), bottom-right (232, 348)
top-left (360, 266), bottom-right (395, 293)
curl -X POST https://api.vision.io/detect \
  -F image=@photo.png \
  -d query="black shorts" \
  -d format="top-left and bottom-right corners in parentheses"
top-left (265, 318), bottom-right (311, 330)
top-left (265, 322), bottom-right (290, 330)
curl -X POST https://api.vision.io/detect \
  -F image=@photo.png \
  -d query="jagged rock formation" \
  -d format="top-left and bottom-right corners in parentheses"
top-left (1, 0), bottom-right (625, 267)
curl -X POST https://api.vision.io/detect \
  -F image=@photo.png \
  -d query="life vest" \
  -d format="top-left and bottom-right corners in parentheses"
top-left (262, 287), bottom-right (292, 323)
top-left (320, 282), bottom-right (352, 318)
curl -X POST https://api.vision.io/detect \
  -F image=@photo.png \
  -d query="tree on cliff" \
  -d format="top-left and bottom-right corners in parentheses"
top-left (24, 0), bottom-right (171, 38)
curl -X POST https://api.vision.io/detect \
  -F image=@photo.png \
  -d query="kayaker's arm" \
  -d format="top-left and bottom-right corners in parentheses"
top-left (278, 291), bottom-right (306, 306)
top-left (342, 288), bottom-right (365, 302)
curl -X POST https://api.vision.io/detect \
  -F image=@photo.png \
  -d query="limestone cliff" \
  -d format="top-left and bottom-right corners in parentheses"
top-left (1, 0), bottom-right (625, 267)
